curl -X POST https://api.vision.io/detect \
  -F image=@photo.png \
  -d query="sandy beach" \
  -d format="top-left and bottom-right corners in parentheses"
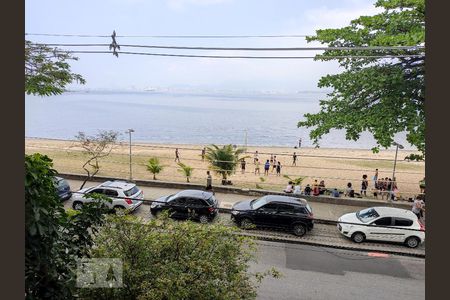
top-left (25, 138), bottom-right (425, 198)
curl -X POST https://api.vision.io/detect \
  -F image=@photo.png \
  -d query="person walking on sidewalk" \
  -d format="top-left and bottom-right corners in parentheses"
top-left (412, 197), bottom-right (424, 220)
top-left (361, 174), bottom-right (368, 197)
top-left (206, 171), bottom-right (212, 191)
top-left (175, 148), bottom-right (180, 162)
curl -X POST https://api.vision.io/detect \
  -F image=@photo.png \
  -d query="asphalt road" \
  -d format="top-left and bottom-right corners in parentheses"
top-left (253, 241), bottom-right (425, 300)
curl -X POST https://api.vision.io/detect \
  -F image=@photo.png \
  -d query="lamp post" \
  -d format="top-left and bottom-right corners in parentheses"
top-left (390, 141), bottom-right (404, 201)
top-left (126, 129), bottom-right (135, 180)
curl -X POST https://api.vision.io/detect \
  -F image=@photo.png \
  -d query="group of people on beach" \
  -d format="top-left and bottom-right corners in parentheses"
top-left (283, 179), bottom-right (326, 196)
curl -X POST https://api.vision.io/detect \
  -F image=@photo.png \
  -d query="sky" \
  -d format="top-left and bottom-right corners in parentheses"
top-left (25, 0), bottom-right (382, 92)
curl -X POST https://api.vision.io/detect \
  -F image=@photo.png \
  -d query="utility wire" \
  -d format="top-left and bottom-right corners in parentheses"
top-left (46, 50), bottom-right (425, 59)
top-left (25, 33), bottom-right (312, 38)
top-left (29, 43), bottom-right (425, 52)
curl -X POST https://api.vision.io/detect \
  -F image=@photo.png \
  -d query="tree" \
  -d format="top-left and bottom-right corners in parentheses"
top-left (205, 144), bottom-right (246, 184)
top-left (74, 130), bottom-right (119, 189)
top-left (177, 162), bottom-right (194, 182)
top-left (298, 0), bottom-right (425, 157)
top-left (25, 153), bottom-right (110, 299)
top-left (25, 40), bottom-right (86, 96)
top-left (283, 175), bottom-right (307, 186)
top-left (80, 214), bottom-right (280, 299)
top-left (146, 157), bottom-right (164, 180)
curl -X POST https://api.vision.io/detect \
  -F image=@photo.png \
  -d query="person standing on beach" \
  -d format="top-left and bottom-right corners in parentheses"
top-left (254, 151), bottom-right (259, 164)
top-left (206, 171), bottom-right (212, 191)
top-left (292, 152), bottom-right (297, 166)
top-left (272, 156), bottom-right (277, 173)
top-left (270, 154), bottom-right (274, 166)
top-left (240, 158), bottom-right (246, 174)
top-left (276, 161), bottom-right (282, 176)
top-left (175, 148), bottom-right (180, 162)
top-left (419, 177), bottom-right (425, 194)
top-left (201, 147), bottom-right (206, 161)
top-left (373, 169), bottom-right (379, 189)
top-left (254, 158), bottom-right (261, 175)
top-left (298, 138), bottom-right (302, 148)
top-left (312, 179), bottom-right (320, 196)
top-left (361, 174), bottom-right (368, 197)
top-left (264, 159), bottom-right (270, 176)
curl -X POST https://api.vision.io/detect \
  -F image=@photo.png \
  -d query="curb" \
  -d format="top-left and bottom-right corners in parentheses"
top-left (60, 173), bottom-right (412, 209)
top-left (241, 232), bottom-right (425, 258)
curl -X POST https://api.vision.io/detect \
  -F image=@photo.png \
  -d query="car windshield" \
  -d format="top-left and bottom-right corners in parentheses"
top-left (356, 208), bottom-right (380, 223)
top-left (206, 195), bottom-right (217, 206)
top-left (306, 204), bottom-right (313, 214)
top-left (251, 197), bottom-right (268, 209)
top-left (124, 186), bottom-right (139, 196)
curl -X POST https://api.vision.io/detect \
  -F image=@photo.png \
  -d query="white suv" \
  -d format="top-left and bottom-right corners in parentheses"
top-left (337, 207), bottom-right (425, 248)
top-left (71, 180), bottom-right (144, 212)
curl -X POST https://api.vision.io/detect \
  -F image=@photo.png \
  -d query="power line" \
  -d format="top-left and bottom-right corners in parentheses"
top-left (47, 50), bottom-right (425, 60)
top-left (25, 33), bottom-right (312, 38)
top-left (29, 43), bottom-right (425, 52)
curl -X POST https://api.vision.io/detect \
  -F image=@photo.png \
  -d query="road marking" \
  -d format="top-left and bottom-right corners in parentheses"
top-left (367, 252), bottom-right (390, 258)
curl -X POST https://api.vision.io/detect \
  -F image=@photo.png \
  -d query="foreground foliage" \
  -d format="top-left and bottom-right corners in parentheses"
top-left (25, 41), bottom-right (86, 96)
top-left (81, 214), bottom-right (280, 299)
top-left (299, 0), bottom-right (425, 157)
top-left (25, 153), bottom-right (109, 299)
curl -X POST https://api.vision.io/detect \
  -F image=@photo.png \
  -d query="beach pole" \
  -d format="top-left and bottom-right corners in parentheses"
top-left (391, 142), bottom-right (404, 201)
top-left (126, 128), bottom-right (135, 180)
top-left (244, 129), bottom-right (248, 148)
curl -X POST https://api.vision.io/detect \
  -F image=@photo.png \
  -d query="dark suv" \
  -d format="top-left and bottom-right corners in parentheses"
top-left (150, 190), bottom-right (219, 223)
top-left (53, 176), bottom-right (72, 201)
top-left (230, 195), bottom-right (314, 236)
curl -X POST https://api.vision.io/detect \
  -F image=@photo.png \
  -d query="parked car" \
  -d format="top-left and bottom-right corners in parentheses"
top-left (71, 180), bottom-right (143, 212)
top-left (230, 195), bottom-right (314, 237)
top-left (53, 176), bottom-right (72, 201)
top-left (150, 189), bottom-right (219, 223)
top-left (337, 207), bottom-right (425, 248)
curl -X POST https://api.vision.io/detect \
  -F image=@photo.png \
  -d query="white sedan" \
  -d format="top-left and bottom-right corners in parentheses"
top-left (337, 207), bottom-right (425, 248)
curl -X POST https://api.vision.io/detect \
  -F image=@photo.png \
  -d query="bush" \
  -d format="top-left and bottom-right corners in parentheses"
top-left (81, 214), bottom-right (279, 299)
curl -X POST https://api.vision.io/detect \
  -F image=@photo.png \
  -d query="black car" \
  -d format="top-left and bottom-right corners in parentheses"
top-left (150, 190), bottom-right (219, 223)
top-left (230, 195), bottom-right (314, 236)
top-left (53, 176), bottom-right (72, 201)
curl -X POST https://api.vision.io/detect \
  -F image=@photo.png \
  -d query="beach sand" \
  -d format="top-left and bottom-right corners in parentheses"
top-left (25, 138), bottom-right (425, 198)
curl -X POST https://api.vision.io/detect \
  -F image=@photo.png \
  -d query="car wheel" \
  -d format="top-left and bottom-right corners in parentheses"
top-left (405, 236), bottom-right (420, 248)
top-left (293, 224), bottom-right (307, 237)
top-left (199, 215), bottom-right (209, 224)
top-left (72, 201), bottom-right (83, 210)
top-left (351, 232), bottom-right (366, 243)
top-left (240, 218), bottom-right (253, 229)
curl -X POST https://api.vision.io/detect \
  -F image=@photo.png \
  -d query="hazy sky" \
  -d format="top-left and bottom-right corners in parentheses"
top-left (25, 0), bottom-right (381, 92)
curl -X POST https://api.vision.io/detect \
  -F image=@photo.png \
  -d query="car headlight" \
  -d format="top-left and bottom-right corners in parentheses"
top-left (231, 210), bottom-right (239, 215)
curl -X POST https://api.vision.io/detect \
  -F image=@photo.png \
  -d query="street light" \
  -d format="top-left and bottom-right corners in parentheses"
top-left (126, 129), bottom-right (135, 180)
top-left (390, 141), bottom-right (404, 201)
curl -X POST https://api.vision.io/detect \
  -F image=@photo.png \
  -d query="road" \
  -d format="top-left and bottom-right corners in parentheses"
top-left (253, 241), bottom-right (425, 300)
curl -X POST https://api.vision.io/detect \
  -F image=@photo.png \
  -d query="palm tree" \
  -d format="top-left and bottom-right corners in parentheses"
top-left (205, 144), bottom-right (246, 184)
top-left (283, 175), bottom-right (307, 185)
top-left (146, 157), bottom-right (164, 180)
top-left (178, 162), bottom-right (193, 182)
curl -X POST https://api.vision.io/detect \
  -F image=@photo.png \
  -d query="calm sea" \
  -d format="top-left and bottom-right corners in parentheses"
top-left (25, 90), bottom-right (412, 149)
